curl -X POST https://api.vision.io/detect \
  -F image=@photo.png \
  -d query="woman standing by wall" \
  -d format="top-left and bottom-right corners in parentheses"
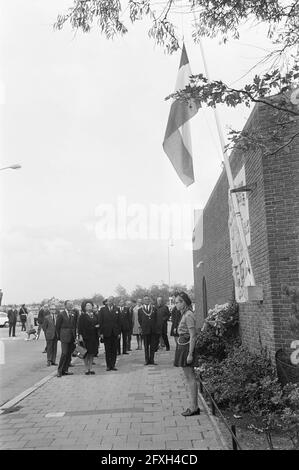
top-left (173, 292), bottom-right (200, 417)
top-left (78, 300), bottom-right (99, 375)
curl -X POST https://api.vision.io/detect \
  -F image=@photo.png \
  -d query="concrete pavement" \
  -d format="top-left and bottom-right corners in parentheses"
top-left (0, 338), bottom-right (226, 450)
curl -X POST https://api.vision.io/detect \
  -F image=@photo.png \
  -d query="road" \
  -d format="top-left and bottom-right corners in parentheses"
top-left (0, 324), bottom-right (54, 406)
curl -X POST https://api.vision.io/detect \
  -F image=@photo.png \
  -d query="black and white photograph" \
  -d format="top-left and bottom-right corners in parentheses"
top-left (0, 0), bottom-right (299, 455)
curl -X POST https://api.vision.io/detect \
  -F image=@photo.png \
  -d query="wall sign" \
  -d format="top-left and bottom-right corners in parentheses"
top-left (228, 166), bottom-right (251, 303)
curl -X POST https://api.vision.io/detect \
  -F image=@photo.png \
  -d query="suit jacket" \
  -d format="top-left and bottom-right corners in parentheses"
top-left (43, 314), bottom-right (58, 341)
top-left (98, 306), bottom-right (121, 337)
top-left (56, 310), bottom-right (76, 343)
top-left (8, 309), bottom-right (17, 324)
top-left (118, 306), bottom-right (131, 331)
top-left (138, 305), bottom-right (157, 335)
top-left (170, 306), bottom-right (182, 336)
top-left (19, 307), bottom-right (28, 321)
top-left (155, 305), bottom-right (170, 335)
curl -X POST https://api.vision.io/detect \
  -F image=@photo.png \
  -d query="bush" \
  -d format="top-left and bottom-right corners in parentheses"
top-left (200, 346), bottom-right (278, 412)
top-left (277, 384), bottom-right (299, 448)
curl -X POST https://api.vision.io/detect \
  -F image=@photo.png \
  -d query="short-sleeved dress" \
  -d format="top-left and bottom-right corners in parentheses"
top-left (132, 305), bottom-right (141, 335)
top-left (174, 310), bottom-right (196, 367)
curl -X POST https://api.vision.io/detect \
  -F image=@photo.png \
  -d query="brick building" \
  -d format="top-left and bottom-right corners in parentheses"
top-left (193, 100), bottom-right (299, 358)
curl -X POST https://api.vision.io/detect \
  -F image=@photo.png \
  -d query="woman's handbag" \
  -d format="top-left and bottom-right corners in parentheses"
top-left (28, 328), bottom-right (36, 335)
top-left (73, 341), bottom-right (87, 359)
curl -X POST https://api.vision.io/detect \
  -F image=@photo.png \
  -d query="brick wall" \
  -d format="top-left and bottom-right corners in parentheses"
top-left (193, 101), bottom-right (299, 358)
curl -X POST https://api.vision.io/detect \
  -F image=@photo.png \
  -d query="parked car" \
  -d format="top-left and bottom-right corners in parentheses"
top-left (0, 311), bottom-right (9, 327)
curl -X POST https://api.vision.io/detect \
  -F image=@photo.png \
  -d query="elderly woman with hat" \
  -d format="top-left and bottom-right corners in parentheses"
top-left (78, 300), bottom-right (99, 375)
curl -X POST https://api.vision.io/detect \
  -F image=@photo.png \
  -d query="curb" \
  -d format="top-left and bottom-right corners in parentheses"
top-left (199, 392), bottom-right (230, 450)
top-left (0, 370), bottom-right (57, 415)
top-left (0, 358), bottom-right (80, 415)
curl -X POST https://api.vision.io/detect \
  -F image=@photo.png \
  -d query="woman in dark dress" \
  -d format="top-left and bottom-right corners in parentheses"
top-left (78, 300), bottom-right (99, 375)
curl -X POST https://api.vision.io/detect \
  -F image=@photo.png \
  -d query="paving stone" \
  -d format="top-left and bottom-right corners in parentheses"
top-left (166, 440), bottom-right (194, 450)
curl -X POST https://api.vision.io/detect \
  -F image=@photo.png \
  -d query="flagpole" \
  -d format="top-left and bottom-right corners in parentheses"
top-left (198, 38), bottom-right (255, 286)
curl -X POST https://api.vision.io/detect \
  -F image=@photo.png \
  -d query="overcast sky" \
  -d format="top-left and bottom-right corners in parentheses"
top-left (0, 1), bottom-right (275, 304)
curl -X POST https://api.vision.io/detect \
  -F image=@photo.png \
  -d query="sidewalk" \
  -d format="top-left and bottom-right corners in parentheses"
top-left (0, 338), bottom-right (226, 450)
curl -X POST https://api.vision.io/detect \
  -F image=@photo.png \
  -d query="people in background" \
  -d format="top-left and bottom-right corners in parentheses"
top-left (155, 297), bottom-right (170, 351)
top-left (7, 305), bottom-right (18, 338)
top-left (78, 300), bottom-right (99, 375)
top-left (170, 300), bottom-right (182, 345)
top-left (126, 300), bottom-right (133, 351)
top-left (25, 310), bottom-right (37, 341)
top-left (36, 304), bottom-right (49, 354)
top-left (43, 304), bottom-right (58, 366)
top-left (132, 299), bottom-right (143, 350)
top-left (117, 298), bottom-right (130, 355)
top-left (173, 291), bottom-right (200, 417)
top-left (92, 304), bottom-right (100, 358)
top-left (19, 304), bottom-right (28, 331)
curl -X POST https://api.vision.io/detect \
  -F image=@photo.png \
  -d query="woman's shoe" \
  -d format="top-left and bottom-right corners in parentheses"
top-left (89, 370), bottom-right (95, 375)
top-left (181, 408), bottom-right (201, 417)
top-left (85, 371), bottom-right (90, 375)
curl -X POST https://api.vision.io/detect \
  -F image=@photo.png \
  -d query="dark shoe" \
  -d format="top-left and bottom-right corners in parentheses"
top-left (123, 352), bottom-right (129, 355)
top-left (62, 372), bottom-right (74, 376)
top-left (166, 348), bottom-right (170, 351)
top-left (42, 350), bottom-right (47, 353)
top-left (92, 361), bottom-right (96, 365)
top-left (90, 370), bottom-right (95, 374)
top-left (106, 367), bottom-right (111, 371)
top-left (85, 371), bottom-right (90, 375)
top-left (144, 362), bottom-right (149, 366)
top-left (181, 408), bottom-right (201, 417)
top-left (111, 367), bottom-right (118, 371)
top-left (57, 373), bottom-right (62, 377)
top-left (51, 363), bottom-right (58, 366)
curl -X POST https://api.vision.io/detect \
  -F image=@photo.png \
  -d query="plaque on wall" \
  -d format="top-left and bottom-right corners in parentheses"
top-left (228, 165), bottom-right (251, 303)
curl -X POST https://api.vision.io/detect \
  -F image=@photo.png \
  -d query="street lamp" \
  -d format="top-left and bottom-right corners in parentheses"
top-left (0, 164), bottom-right (22, 171)
top-left (167, 239), bottom-right (174, 288)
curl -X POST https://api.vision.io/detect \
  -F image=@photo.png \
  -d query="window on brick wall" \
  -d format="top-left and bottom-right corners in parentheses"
top-left (202, 277), bottom-right (208, 319)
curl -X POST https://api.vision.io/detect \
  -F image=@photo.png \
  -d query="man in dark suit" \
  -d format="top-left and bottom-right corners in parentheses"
top-left (138, 296), bottom-right (158, 366)
top-left (126, 300), bottom-right (134, 351)
top-left (43, 304), bottom-right (58, 366)
top-left (56, 300), bottom-right (77, 377)
top-left (99, 296), bottom-right (121, 371)
top-left (36, 304), bottom-right (50, 353)
top-left (155, 297), bottom-right (171, 351)
top-left (117, 298), bottom-right (131, 355)
top-left (7, 306), bottom-right (18, 337)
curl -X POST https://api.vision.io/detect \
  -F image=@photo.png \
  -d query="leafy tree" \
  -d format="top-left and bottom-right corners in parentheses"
top-left (115, 284), bottom-right (128, 298)
top-left (130, 284), bottom-right (150, 300)
top-left (55, 1), bottom-right (299, 153)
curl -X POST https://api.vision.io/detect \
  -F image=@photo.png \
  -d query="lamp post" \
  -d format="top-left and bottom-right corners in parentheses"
top-left (0, 164), bottom-right (22, 171)
top-left (167, 239), bottom-right (174, 289)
